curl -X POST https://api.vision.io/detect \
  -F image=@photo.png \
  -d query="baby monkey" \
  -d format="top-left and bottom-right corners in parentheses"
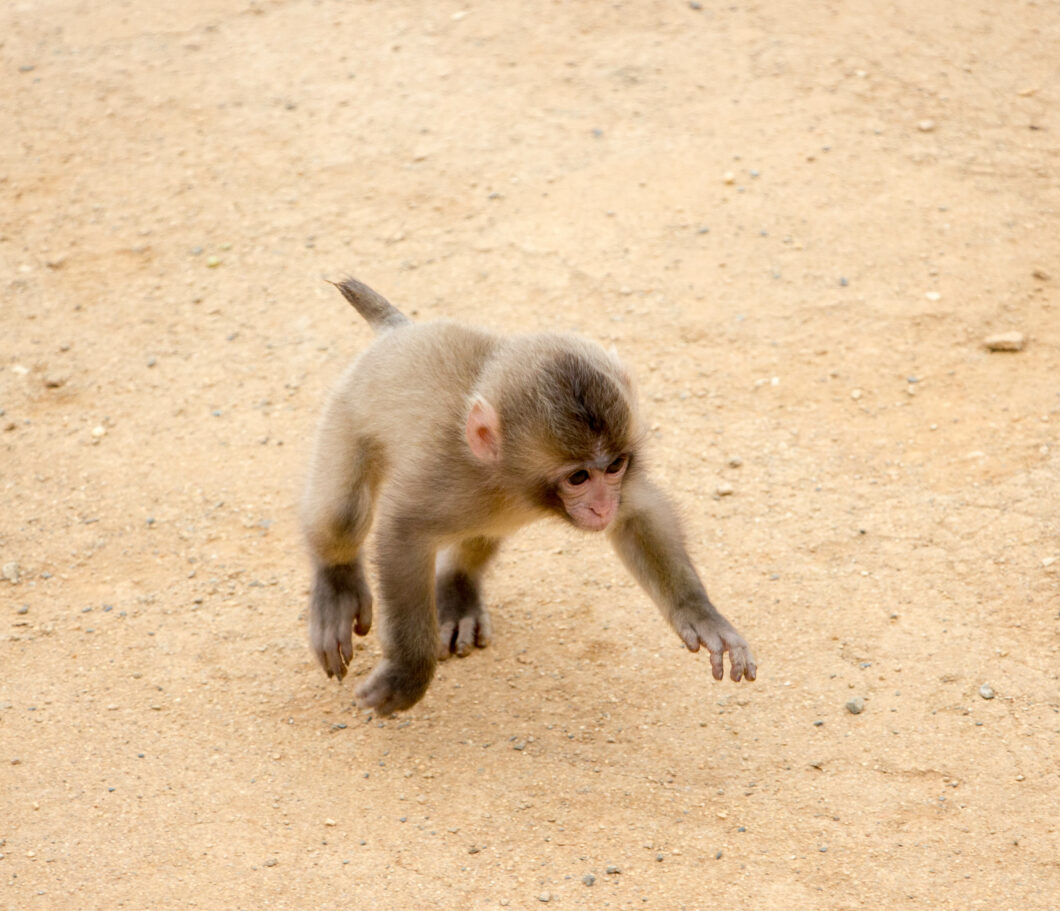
top-left (302, 278), bottom-right (756, 714)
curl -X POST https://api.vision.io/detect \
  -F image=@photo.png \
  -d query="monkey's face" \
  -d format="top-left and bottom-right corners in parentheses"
top-left (554, 454), bottom-right (629, 532)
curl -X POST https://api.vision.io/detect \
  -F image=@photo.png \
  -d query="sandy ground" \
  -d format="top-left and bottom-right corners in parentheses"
top-left (1, 1), bottom-right (1058, 908)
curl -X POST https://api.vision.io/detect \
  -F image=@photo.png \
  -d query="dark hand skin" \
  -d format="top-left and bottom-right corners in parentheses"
top-left (673, 601), bottom-right (756, 682)
top-left (309, 561), bottom-right (372, 680)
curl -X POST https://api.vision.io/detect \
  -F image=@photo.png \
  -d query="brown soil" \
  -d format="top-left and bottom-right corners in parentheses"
top-left (2, 1), bottom-right (1057, 909)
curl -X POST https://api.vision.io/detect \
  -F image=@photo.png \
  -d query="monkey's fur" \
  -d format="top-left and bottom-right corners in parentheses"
top-left (301, 278), bottom-right (756, 714)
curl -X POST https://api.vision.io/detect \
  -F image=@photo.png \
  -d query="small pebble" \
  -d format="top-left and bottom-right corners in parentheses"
top-left (716, 483), bottom-right (734, 497)
top-left (264, 857), bottom-right (278, 867)
top-left (979, 684), bottom-right (995, 700)
top-left (606, 865), bottom-right (621, 875)
top-left (723, 171), bottom-right (735, 185)
top-left (582, 874), bottom-right (595, 886)
top-left (538, 893), bottom-right (551, 903)
top-left (206, 256), bottom-right (222, 268)
top-left (839, 276), bottom-right (848, 287)
top-left (917, 119), bottom-right (936, 132)
top-left (727, 456), bottom-right (743, 468)
top-left (983, 331), bottom-right (1025, 352)
top-left (2, 562), bottom-right (20, 584)
top-left (850, 389), bottom-right (862, 400)
top-left (846, 697), bottom-right (865, 715)
top-left (925, 291), bottom-right (941, 302)
top-left (91, 425), bottom-right (106, 439)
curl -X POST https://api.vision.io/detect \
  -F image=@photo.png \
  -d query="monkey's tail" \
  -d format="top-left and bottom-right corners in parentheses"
top-left (329, 277), bottom-right (411, 332)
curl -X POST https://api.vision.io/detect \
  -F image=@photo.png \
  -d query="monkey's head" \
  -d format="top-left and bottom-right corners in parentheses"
top-left (465, 339), bottom-right (642, 532)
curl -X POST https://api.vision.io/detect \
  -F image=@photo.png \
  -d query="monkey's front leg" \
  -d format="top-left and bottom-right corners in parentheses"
top-left (608, 476), bottom-right (757, 683)
top-left (355, 525), bottom-right (439, 715)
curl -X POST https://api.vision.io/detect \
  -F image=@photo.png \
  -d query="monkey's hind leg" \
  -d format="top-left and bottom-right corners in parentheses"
top-left (435, 536), bottom-right (500, 660)
top-left (301, 427), bottom-right (383, 680)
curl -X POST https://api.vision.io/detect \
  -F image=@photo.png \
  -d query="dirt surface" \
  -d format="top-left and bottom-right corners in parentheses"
top-left (2, 1), bottom-right (1058, 908)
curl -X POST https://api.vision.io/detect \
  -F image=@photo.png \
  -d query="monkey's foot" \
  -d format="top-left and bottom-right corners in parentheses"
top-left (437, 600), bottom-right (492, 661)
top-left (677, 614), bottom-right (757, 683)
top-left (309, 562), bottom-right (373, 681)
top-left (436, 572), bottom-right (492, 660)
top-left (355, 659), bottom-right (434, 715)
top-left (437, 606), bottom-right (492, 660)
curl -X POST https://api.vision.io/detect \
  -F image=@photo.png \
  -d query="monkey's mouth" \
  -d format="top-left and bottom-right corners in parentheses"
top-left (570, 511), bottom-right (613, 533)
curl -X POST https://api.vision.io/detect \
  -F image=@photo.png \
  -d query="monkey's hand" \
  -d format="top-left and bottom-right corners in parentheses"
top-left (309, 563), bottom-right (373, 681)
top-left (675, 608), bottom-right (757, 683)
top-left (356, 659), bottom-right (434, 715)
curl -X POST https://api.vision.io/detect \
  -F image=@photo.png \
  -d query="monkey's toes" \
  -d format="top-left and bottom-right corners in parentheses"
top-left (438, 610), bottom-right (492, 660)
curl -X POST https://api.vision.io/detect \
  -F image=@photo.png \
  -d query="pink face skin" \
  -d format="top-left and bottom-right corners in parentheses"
top-left (556, 454), bottom-right (629, 531)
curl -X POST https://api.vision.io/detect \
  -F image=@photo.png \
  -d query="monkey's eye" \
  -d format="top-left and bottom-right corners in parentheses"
top-left (567, 469), bottom-right (590, 486)
top-left (605, 455), bottom-right (628, 474)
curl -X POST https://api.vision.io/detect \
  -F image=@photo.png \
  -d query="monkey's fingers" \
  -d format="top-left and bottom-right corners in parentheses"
top-left (312, 629), bottom-right (353, 680)
top-left (308, 564), bottom-right (371, 681)
top-left (682, 620), bottom-right (757, 683)
top-left (710, 626), bottom-right (757, 683)
top-left (736, 648), bottom-right (757, 683)
top-left (702, 631), bottom-right (727, 681)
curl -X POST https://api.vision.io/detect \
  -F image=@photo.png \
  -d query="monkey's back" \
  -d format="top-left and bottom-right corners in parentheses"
top-left (332, 320), bottom-right (499, 463)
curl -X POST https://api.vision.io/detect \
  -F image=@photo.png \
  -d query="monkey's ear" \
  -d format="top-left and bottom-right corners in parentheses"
top-left (466, 397), bottom-right (502, 463)
top-left (606, 345), bottom-right (634, 389)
